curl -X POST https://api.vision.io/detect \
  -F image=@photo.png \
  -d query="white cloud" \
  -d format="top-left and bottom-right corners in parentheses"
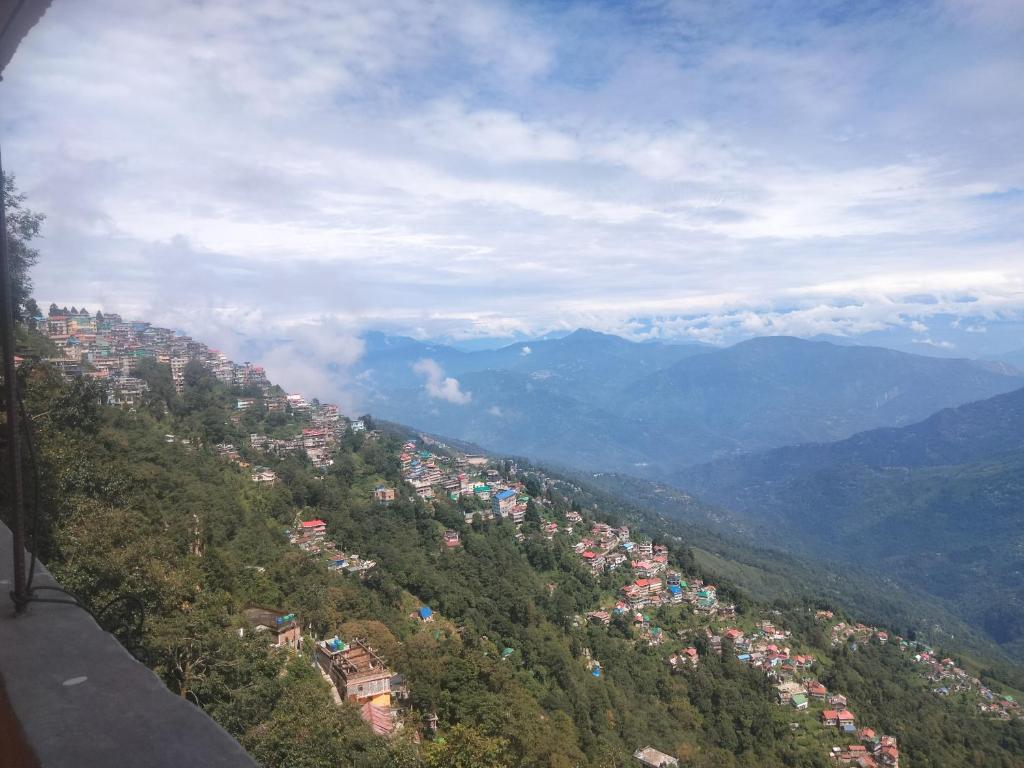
top-left (2, 0), bottom-right (1022, 347)
top-left (914, 337), bottom-right (956, 349)
top-left (520, 346), bottom-right (532, 355)
top-left (412, 358), bottom-right (472, 404)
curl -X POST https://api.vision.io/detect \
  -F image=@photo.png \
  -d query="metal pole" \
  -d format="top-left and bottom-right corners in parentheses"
top-left (0, 148), bottom-right (28, 612)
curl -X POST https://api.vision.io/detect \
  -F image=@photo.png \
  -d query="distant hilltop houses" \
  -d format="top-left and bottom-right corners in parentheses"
top-left (33, 304), bottom-right (373, 474)
top-left (37, 304), bottom-right (268, 399)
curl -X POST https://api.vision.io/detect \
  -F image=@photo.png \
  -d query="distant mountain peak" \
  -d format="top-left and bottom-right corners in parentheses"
top-left (564, 328), bottom-right (619, 341)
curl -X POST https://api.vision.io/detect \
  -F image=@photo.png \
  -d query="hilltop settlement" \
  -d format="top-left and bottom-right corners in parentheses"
top-left (26, 304), bottom-right (1024, 766)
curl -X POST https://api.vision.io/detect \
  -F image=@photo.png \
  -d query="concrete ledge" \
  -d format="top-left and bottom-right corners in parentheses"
top-left (0, 522), bottom-right (257, 768)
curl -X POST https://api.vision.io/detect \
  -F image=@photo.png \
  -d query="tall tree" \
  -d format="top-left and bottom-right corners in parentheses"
top-left (3, 174), bottom-right (45, 321)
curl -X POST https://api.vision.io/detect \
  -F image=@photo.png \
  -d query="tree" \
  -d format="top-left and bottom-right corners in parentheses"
top-left (133, 358), bottom-right (177, 416)
top-left (3, 174), bottom-right (45, 320)
top-left (424, 725), bottom-right (513, 768)
top-left (22, 297), bottom-right (41, 329)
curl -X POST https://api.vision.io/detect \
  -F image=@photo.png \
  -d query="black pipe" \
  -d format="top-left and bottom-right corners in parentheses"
top-left (0, 148), bottom-right (28, 612)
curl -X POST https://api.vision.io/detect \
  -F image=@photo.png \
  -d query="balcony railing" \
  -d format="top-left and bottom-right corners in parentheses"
top-left (0, 521), bottom-right (257, 768)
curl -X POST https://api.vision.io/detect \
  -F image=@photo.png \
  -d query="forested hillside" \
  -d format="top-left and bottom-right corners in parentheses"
top-left (4, 343), bottom-right (1024, 767)
top-left (675, 387), bottom-right (1024, 661)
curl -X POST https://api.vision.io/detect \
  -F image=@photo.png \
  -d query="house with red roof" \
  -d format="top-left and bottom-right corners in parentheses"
top-left (822, 709), bottom-right (856, 727)
top-left (300, 519), bottom-right (327, 537)
top-left (806, 680), bottom-right (828, 699)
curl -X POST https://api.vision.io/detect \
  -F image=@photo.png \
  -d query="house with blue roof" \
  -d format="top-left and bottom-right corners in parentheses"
top-left (492, 487), bottom-right (518, 518)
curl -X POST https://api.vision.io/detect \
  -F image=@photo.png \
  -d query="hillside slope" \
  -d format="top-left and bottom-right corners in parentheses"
top-left (8, 341), bottom-right (1023, 767)
top-left (621, 337), bottom-right (1024, 463)
top-left (675, 387), bottom-right (1024, 659)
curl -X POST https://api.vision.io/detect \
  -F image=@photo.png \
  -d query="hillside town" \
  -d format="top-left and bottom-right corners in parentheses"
top-left (28, 303), bottom-right (1022, 765)
top-left (35, 305), bottom-right (372, 485)
top-left (391, 436), bottom-right (908, 766)
top-left (38, 305), bottom-right (268, 400)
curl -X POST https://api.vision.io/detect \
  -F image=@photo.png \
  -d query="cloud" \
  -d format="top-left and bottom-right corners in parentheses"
top-left (412, 358), bottom-right (472, 404)
top-left (520, 346), bottom-right (532, 355)
top-left (913, 337), bottom-right (956, 349)
top-left (2, 0), bottom-right (1022, 349)
top-left (487, 405), bottom-right (504, 416)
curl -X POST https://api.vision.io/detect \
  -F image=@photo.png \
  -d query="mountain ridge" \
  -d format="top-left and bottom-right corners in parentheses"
top-left (357, 331), bottom-right (1024, 472)
top-left (672, 385), bottom-right (1024, 658)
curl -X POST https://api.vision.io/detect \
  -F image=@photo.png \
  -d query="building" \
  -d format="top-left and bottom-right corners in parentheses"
top-left (776, 681), bottom-right (803, 704)
top-left (822, 709), bottom-right (856, 728)
top-left (806, 680), bottom-right (828, 699)
top-left (298, 519), bottom-right (328, 537)
top-left (107, 376), bottom-right (149, 409)
top-left (241, 607), bottom-right (300, 649)
top-left (443, 529), bottom-right (460, 547)
top-left (251, 467), bottom-right (278, 485)
top-left (492, 488), bottom-right (517, 518)
top-left (315, 638), bottom-right (395, 708)
top-left (374, 485), bottom-right (396, 503)
top-left (633, 746), bottom-right (679, 767)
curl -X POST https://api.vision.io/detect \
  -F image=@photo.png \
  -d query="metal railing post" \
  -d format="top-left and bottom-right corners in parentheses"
top-left (0, 150), bottom-right (28, 612)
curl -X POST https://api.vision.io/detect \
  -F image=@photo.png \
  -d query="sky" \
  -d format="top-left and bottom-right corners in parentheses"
top-left (3, 0), bottom-right (1024, 381)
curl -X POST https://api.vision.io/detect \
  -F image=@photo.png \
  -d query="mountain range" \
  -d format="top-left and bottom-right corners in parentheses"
top-left (354, 329), bottom-right (1024, 658)
top-left (355, 330), bottom-right (1024, 473)
top-left (674, 386), bottom-right (1024, 659)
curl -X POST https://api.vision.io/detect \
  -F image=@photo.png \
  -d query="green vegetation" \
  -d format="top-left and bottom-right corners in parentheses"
top-left (1, 350), bottom-right (1021, 767)
top-left (2, 174), bottom-right (45, 321)
top-left (674, 386), bottom-right (1024, 664)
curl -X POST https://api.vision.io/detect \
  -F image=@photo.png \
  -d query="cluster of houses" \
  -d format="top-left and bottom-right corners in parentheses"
top-left (240, 604), bottom-right (415, 740)
top-left (287, 517), bottom-right (376, 578)
top-left (665, 613), bottom-right (900, 767)
top-left (829, 619), bottom-right (890, 649)
top-left (212, 442), bottom-right (280, 485)
top-left (247, 398), bottom-right (360, 471)
top-left (669, 620), bottom-right (814, 681)
top-left (243, 592), bottom-right (421, 740)
top-left (570, 520), bottom-right (736, 630)
top-left (38, 306), bottom-right (268, 403)
top-left (237, 592), bottom-right (413, 739)
top-left (828, 732), bottom-right (901, 768)
top-left (399, 441), bottom-right (531, 528)
top-left (819, 611), bottom-right (1021, 722)
top-left (39, 305), bottom-right (368, 477)
top-left (912, 649), bottom-right (1021, 720)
